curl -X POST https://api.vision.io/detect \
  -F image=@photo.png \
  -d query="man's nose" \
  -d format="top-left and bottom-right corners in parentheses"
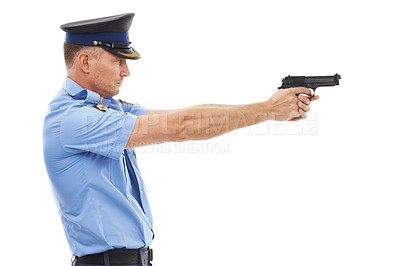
top-left (121, 61), bottom-right (130, 77)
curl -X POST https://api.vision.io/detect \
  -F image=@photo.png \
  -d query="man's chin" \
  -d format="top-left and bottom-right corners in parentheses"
top-left (104, 87), bottom-right (119, 98)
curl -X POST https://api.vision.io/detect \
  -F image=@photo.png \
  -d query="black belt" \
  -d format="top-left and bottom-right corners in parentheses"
top-left (76, 248), bottom-right (153, 265)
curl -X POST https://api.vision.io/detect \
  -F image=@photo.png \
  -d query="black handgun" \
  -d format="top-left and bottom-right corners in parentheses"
top-left (278, 73), bottom-right (341, 97)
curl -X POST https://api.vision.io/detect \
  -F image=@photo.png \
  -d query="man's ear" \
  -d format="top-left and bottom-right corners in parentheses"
top-left (77, 52), bottom-right (92, 74)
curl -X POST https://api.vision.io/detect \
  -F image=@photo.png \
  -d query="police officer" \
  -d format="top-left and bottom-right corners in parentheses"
top-left (43, 13), bottom-right (318, 266)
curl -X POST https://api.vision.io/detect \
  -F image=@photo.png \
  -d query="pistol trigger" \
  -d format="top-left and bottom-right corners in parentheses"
top-left (309, 88), bottom-right (316, 98)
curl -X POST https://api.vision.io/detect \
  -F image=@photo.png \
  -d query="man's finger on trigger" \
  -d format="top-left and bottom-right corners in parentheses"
top-left (292, 87), bottom-right (312, 96)
top-left (310, 95), bottom-right (320, 101)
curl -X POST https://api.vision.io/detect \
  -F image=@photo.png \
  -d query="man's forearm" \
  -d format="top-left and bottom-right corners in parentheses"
top-left (146, 104), bottom-right (241, 115)
top-left (171, 102), bottom-right (268, 142)
top-left (191, 104), bottom-right (240, 108)
top-left (128, 102), bottom-right (269, 148)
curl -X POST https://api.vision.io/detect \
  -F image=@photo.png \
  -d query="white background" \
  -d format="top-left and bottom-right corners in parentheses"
top-left (1, 0), bottom-right (399, 265)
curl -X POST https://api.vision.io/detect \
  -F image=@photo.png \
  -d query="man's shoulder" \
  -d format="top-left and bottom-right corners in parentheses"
top-left (47, 88), bottom-right (101, 115)
top-left (45, 90), bottom-right (94, 130)
top-left (47, 88), bottom-right (75, 111)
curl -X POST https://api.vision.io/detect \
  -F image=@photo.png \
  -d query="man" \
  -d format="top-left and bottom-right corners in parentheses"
top-left (43, 13), bottom-right (318, 266)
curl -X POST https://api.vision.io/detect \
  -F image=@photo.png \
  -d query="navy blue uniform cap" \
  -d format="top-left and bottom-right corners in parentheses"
top-left (61, 13), bottom-right (140, 60)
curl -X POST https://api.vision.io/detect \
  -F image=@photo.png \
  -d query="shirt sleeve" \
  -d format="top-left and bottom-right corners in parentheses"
top-left (60, 106), bottom-right (136, 160)
top-left (121, 102), bottom-right (149, 116)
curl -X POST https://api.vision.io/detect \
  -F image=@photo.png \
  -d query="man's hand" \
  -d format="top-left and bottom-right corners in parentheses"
top-left (289, 93), bottom-right (319, 121)
top-left (265, 87), bottom-right (319, 122)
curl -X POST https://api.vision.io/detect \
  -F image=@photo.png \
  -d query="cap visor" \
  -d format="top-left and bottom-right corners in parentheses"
top-left (103, 47), bottom-right (141, 60)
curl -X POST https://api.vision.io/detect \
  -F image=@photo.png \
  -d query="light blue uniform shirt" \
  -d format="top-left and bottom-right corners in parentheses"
top-left (43, 77), bottom-right (154, 257)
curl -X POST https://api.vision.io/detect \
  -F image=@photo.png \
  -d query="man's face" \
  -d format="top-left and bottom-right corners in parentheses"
top-left (90, 51), bottom-right (130, 98)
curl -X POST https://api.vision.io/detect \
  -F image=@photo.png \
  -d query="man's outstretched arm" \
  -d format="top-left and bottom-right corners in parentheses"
top-left (146, 104), bottom-right (239, 115)
top-left (126, 87), bottom-right (318, 148)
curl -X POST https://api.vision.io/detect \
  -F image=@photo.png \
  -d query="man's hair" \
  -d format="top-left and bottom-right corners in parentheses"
top-left (63, 42), bottom-right (104, 71)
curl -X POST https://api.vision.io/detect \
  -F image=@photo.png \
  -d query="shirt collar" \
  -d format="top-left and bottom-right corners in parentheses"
top-left (101, 97), bottom-right (112, 108)
top-left (63, 77), bottom-right (101, 105)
